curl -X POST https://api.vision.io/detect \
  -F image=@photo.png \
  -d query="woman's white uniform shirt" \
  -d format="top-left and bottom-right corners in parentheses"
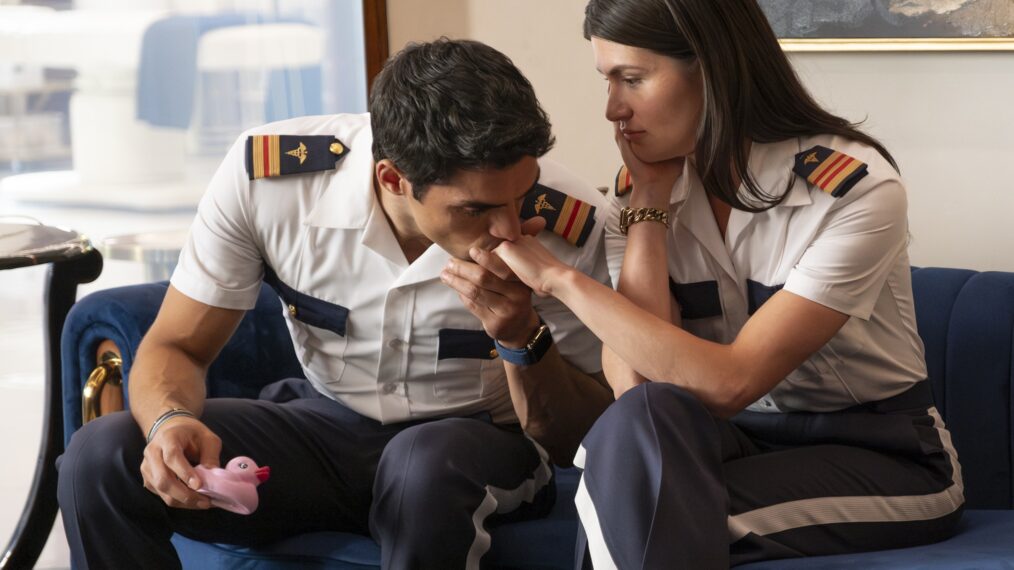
top-left (604, 136), bottom-right (927, 412)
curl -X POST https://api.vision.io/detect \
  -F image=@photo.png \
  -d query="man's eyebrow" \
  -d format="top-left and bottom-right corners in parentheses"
top-left (454, 168), bottom-right (542, 208)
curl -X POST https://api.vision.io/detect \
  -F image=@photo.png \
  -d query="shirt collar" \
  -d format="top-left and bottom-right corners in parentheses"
top-left (669, 159), bottom-right (693, 206)
top-left (671, 138), bottom-right (811, 209)
top-left (304, 113), bottom-right (376, 229)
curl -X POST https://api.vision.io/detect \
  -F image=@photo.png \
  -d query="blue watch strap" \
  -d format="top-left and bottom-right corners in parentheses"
top-left (494, 323), bottom-right (553, 366)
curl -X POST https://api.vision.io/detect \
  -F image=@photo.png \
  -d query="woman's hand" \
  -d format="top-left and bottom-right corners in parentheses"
top-left (615, 122), bottom-right (685, 208)
top-left (494, 235), bottom-right (573, 298)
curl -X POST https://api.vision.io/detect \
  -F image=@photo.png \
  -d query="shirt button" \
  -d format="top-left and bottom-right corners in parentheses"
top-left (489, 348), bottom-right (499, 358)
top-left (287, 304), bottom-right (298, 317)
top-left (763, 399), bottom-right (773, 408)
top-left (382, 383), bottom-right (397, 395)
top-left (387, 338), bottom-right (404, 349)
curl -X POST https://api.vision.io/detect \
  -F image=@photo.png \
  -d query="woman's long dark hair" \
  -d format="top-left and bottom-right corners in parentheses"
top-left (584, 0), bottom-right (897, 211)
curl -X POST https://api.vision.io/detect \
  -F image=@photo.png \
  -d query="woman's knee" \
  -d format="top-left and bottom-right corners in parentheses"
top-left (599, 382), bottom-right (705, 428)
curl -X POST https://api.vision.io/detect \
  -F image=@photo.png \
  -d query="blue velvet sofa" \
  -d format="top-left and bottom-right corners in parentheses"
top-left (60, 267), bottom-right (1014, 568)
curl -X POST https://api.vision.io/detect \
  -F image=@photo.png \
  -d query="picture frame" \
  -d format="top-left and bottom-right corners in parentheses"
top-left (758, 0), bottom-right (1014, 52)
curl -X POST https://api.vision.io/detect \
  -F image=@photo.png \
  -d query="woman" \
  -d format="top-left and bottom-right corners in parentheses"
top-left (493, 0), bottom-right (963, 567)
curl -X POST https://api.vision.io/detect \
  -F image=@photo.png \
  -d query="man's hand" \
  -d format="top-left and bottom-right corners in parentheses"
top-left (140, 417), bottom-right (222, 510)
top-left (441, 248), bottom-right (540, 348)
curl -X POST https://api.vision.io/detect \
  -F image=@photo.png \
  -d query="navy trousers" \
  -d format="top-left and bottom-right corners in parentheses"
top-left (57, 379), bottom-right (553, 570)
top-left (574, 382), bottom-right (963, 569)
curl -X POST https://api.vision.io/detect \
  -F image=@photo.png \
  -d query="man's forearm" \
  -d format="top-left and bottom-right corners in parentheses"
top-left (128, 337), bottom-right (210, 437)
top-left (504, 347), bottom-right (613, 466)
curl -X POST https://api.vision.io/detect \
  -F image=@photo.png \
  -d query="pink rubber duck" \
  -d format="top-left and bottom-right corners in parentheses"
top-left (194, 456), bottom-right (270, 515)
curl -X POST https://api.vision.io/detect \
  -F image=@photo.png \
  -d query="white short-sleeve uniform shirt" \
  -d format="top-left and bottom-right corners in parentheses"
top-left (171, 113), bottom-right (609, 424)
top-left (604, 136), bottom-right (927, 413)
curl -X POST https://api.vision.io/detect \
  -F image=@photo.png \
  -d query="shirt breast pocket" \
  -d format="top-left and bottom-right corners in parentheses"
top-left (433, 329), bottom-right (498, 402)
top-left (263, 268), bottom-right (350, 381)
top-left (669, 279), bottom-right (723, 320)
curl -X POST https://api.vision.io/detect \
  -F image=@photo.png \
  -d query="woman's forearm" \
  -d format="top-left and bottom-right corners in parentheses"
top-left (615, 220), bottom-right (672, 320)
top-left (550, 267), bottom-right (744, 415)
top-left (604, 208), bottom-right (674, 392)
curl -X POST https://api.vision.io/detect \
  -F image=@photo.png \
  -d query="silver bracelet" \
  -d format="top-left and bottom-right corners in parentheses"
top-left (145, 407), bottom-right (196, 444)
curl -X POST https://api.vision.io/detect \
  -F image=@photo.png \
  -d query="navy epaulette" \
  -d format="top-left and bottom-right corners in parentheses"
top-left (245, 135), bottom-right (350, 180)
top-left (614, 164), bottom-right (633, 196)
top-left (793, 145), bottom-right (869, 198)
top-left (520, 184), bottom-right (597, 247)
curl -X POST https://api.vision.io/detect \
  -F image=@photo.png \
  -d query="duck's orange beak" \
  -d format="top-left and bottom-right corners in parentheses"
top-left (255, 466), bottom-right (271, 483)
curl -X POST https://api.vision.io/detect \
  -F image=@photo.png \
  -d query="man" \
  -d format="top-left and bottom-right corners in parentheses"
top-left (58, 39), bottom-right (613, 569)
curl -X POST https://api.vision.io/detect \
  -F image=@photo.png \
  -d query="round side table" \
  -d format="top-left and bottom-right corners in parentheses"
top-left (0, 220), bottom-right (103, 570)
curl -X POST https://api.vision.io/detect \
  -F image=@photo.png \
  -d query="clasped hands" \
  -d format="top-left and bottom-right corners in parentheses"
top-left (440, 217), bottom-right (574, 348)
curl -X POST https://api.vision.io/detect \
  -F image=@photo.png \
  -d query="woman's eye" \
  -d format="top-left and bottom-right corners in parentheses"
top-left (462, 208), bottom-right (484, 218)
top-left (623, 77), bottom-right (642, 86)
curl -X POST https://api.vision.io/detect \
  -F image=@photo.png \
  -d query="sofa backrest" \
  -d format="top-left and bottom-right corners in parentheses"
top-left (61, 282), bottom-right (302, 443)
top-left (911, 267), bottom-right (1014, 509)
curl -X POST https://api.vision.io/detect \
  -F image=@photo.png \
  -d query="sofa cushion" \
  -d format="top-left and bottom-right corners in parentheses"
top-left (739, 509), bottom-right (1014, 569)
top-left (173, 467), bottom-right (582, 570)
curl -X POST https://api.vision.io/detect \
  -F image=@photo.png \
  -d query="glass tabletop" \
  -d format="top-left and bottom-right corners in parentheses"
top-left (0, 220), bottom-right (93, 270)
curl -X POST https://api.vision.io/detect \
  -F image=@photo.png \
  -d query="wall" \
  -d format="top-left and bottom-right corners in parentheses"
top-left (387, 0), bottom-right (1014, 271)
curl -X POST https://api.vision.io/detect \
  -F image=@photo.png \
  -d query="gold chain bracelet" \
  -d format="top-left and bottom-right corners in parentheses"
top-left (619, 207), bottom-right (670, 235)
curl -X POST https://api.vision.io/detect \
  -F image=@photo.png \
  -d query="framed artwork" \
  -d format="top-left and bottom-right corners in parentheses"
top-left (758, 0), bottom-right (1014, 51)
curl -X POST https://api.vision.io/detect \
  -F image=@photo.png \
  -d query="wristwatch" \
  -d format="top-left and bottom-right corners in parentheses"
top-left (619, 207), bottom-right (670, 235)
top-left (494, 322), bottom-right (554, 366)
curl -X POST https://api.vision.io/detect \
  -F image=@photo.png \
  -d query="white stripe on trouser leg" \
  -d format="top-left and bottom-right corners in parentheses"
top-left (464, 435), bottom-right (555, 570)
top-left (727, 407), bottom-right (965, 541)
top-left (575, 474), bottom-right (619, 570)
top-left (573, 443), bottom-right (587, 470)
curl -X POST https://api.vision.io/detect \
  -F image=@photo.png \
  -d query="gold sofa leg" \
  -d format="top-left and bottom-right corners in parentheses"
top-left (82, 341), bottom-right (124, 424)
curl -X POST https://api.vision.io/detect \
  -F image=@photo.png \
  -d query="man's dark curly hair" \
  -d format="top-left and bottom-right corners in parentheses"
top-left (370, 38), bottom-right (555, 200)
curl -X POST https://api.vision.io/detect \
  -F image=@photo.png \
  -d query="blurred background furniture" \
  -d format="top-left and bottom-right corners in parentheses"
top-left (58, 266), bottom-right (1014, 568)
top-left (0, 219), bottom-right (101, 569)
top-left (99, 229), bottom-right (187, 282)
top-left (0, 5), bottom-right (325, 210)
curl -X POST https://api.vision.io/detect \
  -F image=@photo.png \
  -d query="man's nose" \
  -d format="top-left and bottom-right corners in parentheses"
top-left (489, 207), bottom-right (522, 242)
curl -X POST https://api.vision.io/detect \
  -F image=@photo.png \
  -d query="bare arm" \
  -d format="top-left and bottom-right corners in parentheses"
top-left (496, 238), bottom-right (848, 418)
top-left (601, 216), bottom-right (677, 398)
top-left (560, 270), bottom-right (845, 416)
top-left (601, 135), bottom-right (685, 397)
top-left (129, 286), bottom-right (245, 431)
top-left (442, 248), bottom-right (613, 466)
top-left (129, 285), bottom-right (246, 509)
top-left (503, 347), bottom-right (612, 466)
